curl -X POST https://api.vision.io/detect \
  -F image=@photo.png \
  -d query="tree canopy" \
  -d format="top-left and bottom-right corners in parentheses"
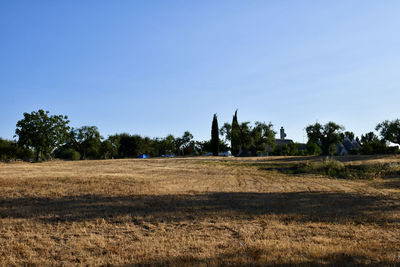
top-left (376, 119), bottom-right (400, 146)
top-left (4, 109), bottom-right (400, 162)
top-left (175, 131), bottom-right (195, 155)
top-left (230, 110), bottom-right (241, 156)
top-left (220, 110), bottom-right (275, 156)
top-left (359, 132), bottom-right (388, 155)
top-left (211, 114), bottom-right (219, 156)
top-left (15, 110), bottom-right (70, 161)
top-left (70, 126), bottom-right (102, 160)
top-left (306, 122), bottom-right (344, 155)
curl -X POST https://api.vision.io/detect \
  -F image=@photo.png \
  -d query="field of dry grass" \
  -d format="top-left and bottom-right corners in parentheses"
top-left (1, 155), bottom-right (400, 266)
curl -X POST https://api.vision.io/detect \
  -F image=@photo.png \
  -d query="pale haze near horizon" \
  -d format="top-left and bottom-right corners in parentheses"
top-left (1, 1), bottom-right (399, 143)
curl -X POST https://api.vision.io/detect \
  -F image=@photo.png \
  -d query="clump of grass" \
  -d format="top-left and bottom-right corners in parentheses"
top-left (298, 158), bottom-right (345, 178)
top-left (297, 158), bottom-right (400, 179)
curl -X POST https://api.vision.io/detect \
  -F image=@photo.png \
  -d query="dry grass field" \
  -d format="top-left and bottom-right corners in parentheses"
top-left (1, 155), bottom-right (400, 266)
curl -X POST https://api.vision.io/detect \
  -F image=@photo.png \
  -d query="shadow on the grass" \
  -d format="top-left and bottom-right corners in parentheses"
top-left (376, 177), bottom-right (400, 189)
top-left (132, 251), bottom-right (399, 266)
top-left (0, 191), bottom-right (398, 224)
top-left (264, 154), bottom-right (396, 163)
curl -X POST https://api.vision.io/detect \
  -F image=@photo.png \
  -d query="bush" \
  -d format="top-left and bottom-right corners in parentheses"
top-left (15, 146), bottom-right (34, 160)
top-left (58, 148), bottom-right (81, 160)
top-left (300, 158), bottom-right (345, 177)
top-left (0, 138), bottom-right (33, 161)
top-left (298, 159), bottom-right (400, 179)
top-left (273, 143), bottom-right (307, 156)
top-left (306, 142), bottom-right (322, 155)
top-left (0, 139), bottom-right (15, 160)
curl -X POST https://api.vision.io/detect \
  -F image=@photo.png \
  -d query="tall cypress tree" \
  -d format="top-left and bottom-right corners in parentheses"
top-left (231, 109), bottom-right (240, 156)
top-left (211, 114), bottom-right (219, 156)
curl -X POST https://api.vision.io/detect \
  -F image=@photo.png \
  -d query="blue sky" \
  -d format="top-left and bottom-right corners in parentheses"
top-left (1, 1), bottom-right (399, 142)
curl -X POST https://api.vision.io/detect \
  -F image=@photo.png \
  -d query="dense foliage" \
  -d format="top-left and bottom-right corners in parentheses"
top-left (230, 110), bottom-right (241, 156)
top-left (376, 119), bottom-right (400, 146)
top-left (211, 114), bottom-right (219, 156)
top-left (220, 111), bottom-right (275, 156)
top-left (306, 122), bottom-right (344, 155)
top-left (0, 138), bottom-right (33, 161)
top-left (359, 132), bottom-right (398, 155)
top-left (70, 126), bottom-right (102, 160)
top-left (15, 110), bottom-right (70, 161)
top-left (2, 109), bottom-right (399, 161)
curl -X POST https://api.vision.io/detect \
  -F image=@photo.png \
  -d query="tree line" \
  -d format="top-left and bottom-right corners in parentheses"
top-left (212, 112), bottom-right (400, 157)
top-left (0, 109), bottom-right (399, 161)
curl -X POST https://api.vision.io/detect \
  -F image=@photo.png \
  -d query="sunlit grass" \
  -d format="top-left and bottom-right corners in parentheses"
top-left (0, 155), bottom-right (399, 265)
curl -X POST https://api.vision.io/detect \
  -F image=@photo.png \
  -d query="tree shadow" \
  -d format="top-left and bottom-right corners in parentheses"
top-left (376, 177), bottom-right (400, 189)
top-left (132, 250), bottom-right (399, 266)
top-left (0, 191), bottom-right (398, 224)
top-left (265, 155), bottom-right (394, 163)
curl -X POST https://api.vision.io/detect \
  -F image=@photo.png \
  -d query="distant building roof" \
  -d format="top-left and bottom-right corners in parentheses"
top-left (337, 138), bottom-right (361, 155)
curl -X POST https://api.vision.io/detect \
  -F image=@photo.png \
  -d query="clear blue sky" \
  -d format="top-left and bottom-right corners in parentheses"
top-left (1, 1), bottom-right (399, 143)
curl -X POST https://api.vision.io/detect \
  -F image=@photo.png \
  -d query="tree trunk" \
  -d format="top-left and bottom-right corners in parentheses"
top-left (80, 150), bottom-right (86, 160)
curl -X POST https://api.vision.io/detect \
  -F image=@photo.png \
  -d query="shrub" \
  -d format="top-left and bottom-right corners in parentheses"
top-left (58, 148), bottom-right (81, 160)
top-left (297, 159), bottom-right (400, 179)
top-left (306, 142), bottom-right (321, 155)
top-left (0, 138), bottom-right (33, 161)
top-left (299, 158), bottom-right (345, 177)
top-left (16, 146), bottom-right (34, 160)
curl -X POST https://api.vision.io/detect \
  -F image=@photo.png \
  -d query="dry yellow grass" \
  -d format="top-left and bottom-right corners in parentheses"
top-left (0, 155), bottom-right (400, 266)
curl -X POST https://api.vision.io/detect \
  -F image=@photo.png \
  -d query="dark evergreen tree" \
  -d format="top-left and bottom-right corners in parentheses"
top-left (231, 110), bottom-right (240, 156)
top-left (211, 114), bottom-right (219, 156)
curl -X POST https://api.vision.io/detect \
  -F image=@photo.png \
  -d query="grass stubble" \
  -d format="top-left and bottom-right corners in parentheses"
top-left (0, 155), bottom-right (399, 266)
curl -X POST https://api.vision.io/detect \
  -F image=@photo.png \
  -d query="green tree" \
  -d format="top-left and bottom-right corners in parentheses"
top-left (238, 122), bottom-right (252, 155)
top-left (211, 114), bottom-right (219, 156)
top-left (361, 132), bottom-right (379, 144)
top-left (107, 134), bottom-right (123, 158)
top-left (0, 138), bottom-right (17, 160)
top-left (142, 136), bottom-right (157, 156)
top-left (70, 126), bottom-right (102, 160)
top-left (100, 140), bottom-right (116, 159)
top-left (220, 123), bottom-right (231, 143)
top-left (117, 133), bottom-right (133, 158)
top-left (231, 110), bottom-right (240, 156)
top-left (250, 121), bottom-right (275, 155)
top-left (152, 135), bottom-right (175, 156)
top-left (306, 122), bottom-right (323, 144)
top-left (159, 134), bottom-right (176, 155)
top-left (273, 142), bottom-right (305, 156)
top-left (220, 110), bottom-right (245, 156)
top-left (15, 110), bottom-right (70, 161)
top-left (220, 118), bottom-right (275, 156)
top-left (0, 139), bottom-right (32, 160)
top-left (175, 131), bottom-right (194, 155)
top-left (306, 142), bottom-right (322, 155)
top-left (376, 119), bottom-right (400, 147)
top-left (197, 140), bottom-right (229, 155)
top-left (359, 131), bottom-right (389, 155)
top-left (306, 122), bottom-right (344, 155)
top-left (118, 134), bottom-right (143, 158)
top-left (57, 148), bottom-right (81, 160)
